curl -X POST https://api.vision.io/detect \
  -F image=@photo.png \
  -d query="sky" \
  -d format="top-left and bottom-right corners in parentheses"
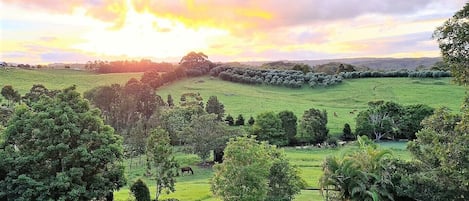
top-left (0, 0), bottom-right (466, 64)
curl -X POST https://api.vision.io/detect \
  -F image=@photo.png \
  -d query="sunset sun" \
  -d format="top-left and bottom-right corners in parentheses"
top-left (74, 2), bottom-right (228, 59)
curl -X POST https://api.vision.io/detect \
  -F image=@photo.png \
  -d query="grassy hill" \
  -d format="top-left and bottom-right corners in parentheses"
top-left (0, 69), bottom-right (465, 134)
top-left (156, 76), bottom-right (465, 134)
top-left (0, 69), bottom-right (142, 94)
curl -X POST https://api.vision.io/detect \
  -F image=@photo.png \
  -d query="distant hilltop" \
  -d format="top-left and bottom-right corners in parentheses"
top-left (241, 57), bottom-right (442, 71)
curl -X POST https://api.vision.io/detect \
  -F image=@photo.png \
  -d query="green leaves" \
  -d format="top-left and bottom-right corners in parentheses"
top-left (434, 3), bottom-right (469, 85)
top-left (0, 86), bottom-right (126, 200)
top-left (146, 128), bottom-right (179, 201)
top-left (320, 138), bottom-right (394, 201)
top-left (211, 136), bottom-right (304, 201)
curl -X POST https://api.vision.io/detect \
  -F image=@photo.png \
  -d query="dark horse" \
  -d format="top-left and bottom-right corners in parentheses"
top-left (181, 166), bottom-right (194, 175)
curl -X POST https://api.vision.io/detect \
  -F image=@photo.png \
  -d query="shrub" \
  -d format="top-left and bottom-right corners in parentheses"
top-left (130, 179), bottom-right (151, 201)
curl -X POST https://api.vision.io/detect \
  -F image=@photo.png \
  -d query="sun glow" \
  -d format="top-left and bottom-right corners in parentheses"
top-left (74, 1), bottom-right (228, 59)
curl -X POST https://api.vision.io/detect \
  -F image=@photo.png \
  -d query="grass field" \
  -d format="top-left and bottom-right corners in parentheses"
top-left (156, 76), bottom-right (465, 134)
top-left (1, 69), bottom-right (465, 134)
top-left (0, 69), bottom-right (142, 94)
top-left (115, 142), bottom-right (409, 201)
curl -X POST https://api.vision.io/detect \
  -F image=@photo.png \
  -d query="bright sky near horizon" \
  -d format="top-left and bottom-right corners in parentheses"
top-left (0, 0), bottom-right (466, 64)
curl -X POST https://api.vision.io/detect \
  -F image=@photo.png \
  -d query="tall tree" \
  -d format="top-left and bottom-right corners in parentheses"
top-left (278, 110), bottom-right (298, 145)
top-left (252, 111), bottom-right (287, 146)
top-left (205, 96), bottom-right (225, 121)
top-left (183, 114), bottom-right (231, 163)
top-left (211, 136), bottom-right (273, 201)
top-left (0, 86), bottom-right (126, 200)
top-left (146, 128), bottom-right (179, 201)
top-left (434, 3), bottom-right (469, 85)
top-left (396, 107), bottom-right (469, 201)
top-left (211, 136), bottom-right (304, 201)
top-left (1, 85), bottom-right (21, 107)
top-left (298, 108), bottom-right (329, 144)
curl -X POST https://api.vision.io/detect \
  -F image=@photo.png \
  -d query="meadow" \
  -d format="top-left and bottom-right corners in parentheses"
top-left (156, 76), bottom-right (465, 134)
top-left (0, 68), bottom-right (142, 94)
top-left (114, 142), bottom-right (410, 201)
top-left (1, 69), bottom-right (465, 134)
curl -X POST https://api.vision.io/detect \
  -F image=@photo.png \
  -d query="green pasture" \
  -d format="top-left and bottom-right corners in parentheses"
top-left (0, 69), bottom-right (142, 94)
top-left (0, 69), bottom-right (465, 134)
top-left (115, 142), bottom-right (409, 201)
top-left (156, 76), bottom-right (465, 134)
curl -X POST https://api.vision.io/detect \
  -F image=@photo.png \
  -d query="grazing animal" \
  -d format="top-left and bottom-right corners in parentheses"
top-left (349, 111), bottom-right (354, 114)
top-left (181, 166), bottom-right (194, 175)
top-left (333, 112), bottom-right (338, 117)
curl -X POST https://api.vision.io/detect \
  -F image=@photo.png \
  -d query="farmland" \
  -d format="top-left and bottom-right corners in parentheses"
top-left (0, 69), bottom-right (464, 134)
top-left (0, 69), bottom-right (465, 200)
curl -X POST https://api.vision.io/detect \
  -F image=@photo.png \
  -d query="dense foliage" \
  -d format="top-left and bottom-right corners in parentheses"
top-left (355, 101), bottom-right (433, 140)
top-left (211, 66), bottom-right (450, 89)
top-left (211, 136), bottom-right (304, 201)
top-left (278, 110), bottom-right (298, 145)
top-left (298, 108), bottom-right (329, 144)
top-left (205, 96), bottom-right (225, 121)
top-left (0, 86), bottom-right (126, 200)
top-left (183, 114), bottom-right (239, 163)
top-left (389, 106), bottom-right (469, 201)
top-left (434, 2), bottom-right (469, 85)
top-left (252, 111), bottom-right (287, 146)
top-left (320, 136), bottom-right (394, 201)
top-left (130, 179), bottom-right (151, 201)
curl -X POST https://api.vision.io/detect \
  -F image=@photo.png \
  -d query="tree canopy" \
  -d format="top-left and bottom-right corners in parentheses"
top-left (434, 2), bottom-right (469, 85)
top-left (0, 86), bottom-right (126, 200)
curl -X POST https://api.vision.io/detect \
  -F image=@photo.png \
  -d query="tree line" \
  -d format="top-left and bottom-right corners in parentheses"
top-left (210, 66), bottom-right (450, 89)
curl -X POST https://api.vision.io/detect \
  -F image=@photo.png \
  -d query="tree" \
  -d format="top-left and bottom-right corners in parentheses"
top-left (0, 86), bottom-right (126, 200)
top-left (355, 101), bottom-right (401, 141)
top-left (131, 179), bottom-right (151, 201)
top-left (160, 106), bottom-right (206, 145)
top-left (341, 123), bottom-right (355, 141)
top-left (278, 110), bottom-right (298, 145)
top-left (320, 136), bottom-right (394, 201)
top-left (205, 96), bottom-right (225, 121)
top-left (183, 114), bottom-right (232, 163)
top-left (225, 114), bottom-right (234, 126)
top-left (396, 107), bottom-right (469, 201)
top-left (22, 84), bottom-right (59, 106)
top-left (248, 116), bottom-right (255, 126)
top-left (252, 111), bottom-right (287, 146)
top-left (211, 136), bottom-right (304, 201)
top-left (434, 3), bottom-right (469, 85)
top-left (167, 94), bottom-right (174, 108)
top-left (298, 108), bottom-right (329, 144)
top-left (211, 136), bottom-right (273, 201)
top-left (1, 85), bottom-right (21, 107)
top-left (235, 114), bottom-right (245, 126)
top-left (146, 128), bottom-right (179, 201)
top-left (398, 104), bottom-right (434, 139)
top-left (267, 149), bottom-right (306, 201)
top-left (140, 70), bottom-right (162, 89)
